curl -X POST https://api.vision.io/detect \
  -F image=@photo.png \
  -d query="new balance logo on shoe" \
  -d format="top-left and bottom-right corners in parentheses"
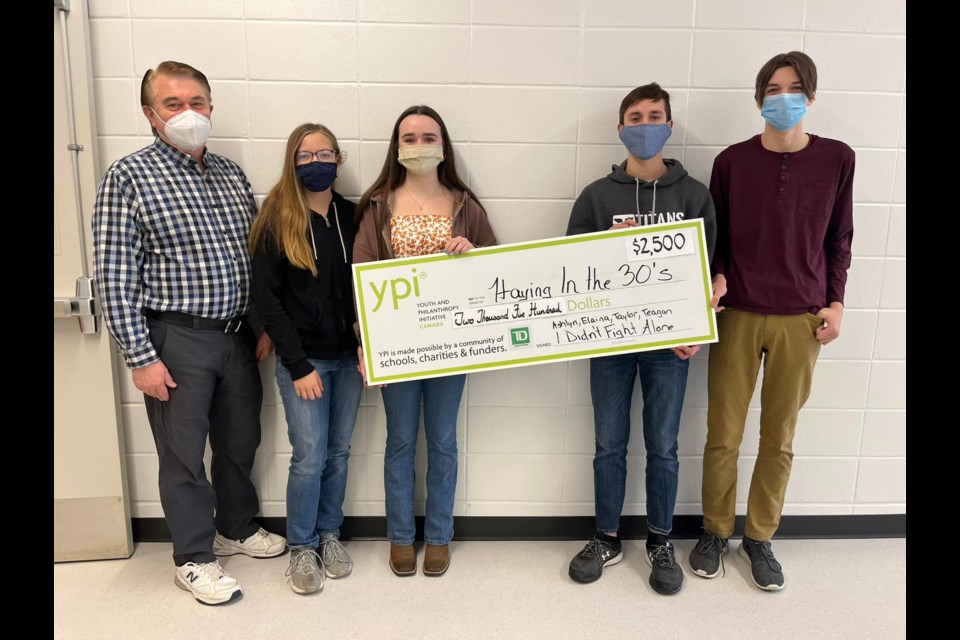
top-left (175, 561), bottom-right (243, 606)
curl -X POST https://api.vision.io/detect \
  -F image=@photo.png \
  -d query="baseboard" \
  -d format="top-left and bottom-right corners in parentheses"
top-left (132, 513), bottom-right (905, 542)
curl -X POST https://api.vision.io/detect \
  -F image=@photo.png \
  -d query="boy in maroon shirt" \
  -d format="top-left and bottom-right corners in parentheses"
top-left (688, 51), bottom-right (855, 591)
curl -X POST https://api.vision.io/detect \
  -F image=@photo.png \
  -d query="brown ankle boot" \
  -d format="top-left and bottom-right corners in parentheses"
top-left (423, 544), bottom-right (450, 576)
top-left (389, 544), bottom-right (417, 577)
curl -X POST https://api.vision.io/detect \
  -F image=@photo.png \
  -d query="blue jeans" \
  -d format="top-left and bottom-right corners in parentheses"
top-left (275, 356), bottom-right (363, 549)
top-left (590, 349), bottom-right (689, 536)
top-left (381, 375), bottom-right (464, 546)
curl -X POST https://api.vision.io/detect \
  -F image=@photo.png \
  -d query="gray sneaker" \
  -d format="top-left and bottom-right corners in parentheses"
top-left (739, 537), bottom-right (785, 591)
top-left (645, 541), bottom-right (684, 595)
top-left (689, 530), bottom-right (729, 578)
top-left (568, 536), bottom-right (623, 584)
top-left (286, 547), bottom-right (324, 595)
top-left (320, 535), bottom-right (353, 579)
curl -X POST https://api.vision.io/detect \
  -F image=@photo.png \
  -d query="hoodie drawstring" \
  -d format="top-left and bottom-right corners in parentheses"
top-left (634, 178), bottom-right (659, 218)
top-left (308, 201), bottom-right (349, 264)
top-left (635, 179), bottom-right (640, 217)
top-left (332, 201), bottom-right (347, 263)
top-left (308, 217), bottom-right (318, 260)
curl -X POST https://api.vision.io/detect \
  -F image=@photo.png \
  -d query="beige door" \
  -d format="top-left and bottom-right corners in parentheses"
top-left (53, 1), bottom-right (133, 562)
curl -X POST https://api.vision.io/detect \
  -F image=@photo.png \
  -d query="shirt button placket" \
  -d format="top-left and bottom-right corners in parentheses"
top-left (778, 154), bottom-right (789, 200)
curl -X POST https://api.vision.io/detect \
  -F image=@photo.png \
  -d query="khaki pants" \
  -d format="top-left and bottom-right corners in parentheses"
top-left (702, 309), bottom-right (821, 541)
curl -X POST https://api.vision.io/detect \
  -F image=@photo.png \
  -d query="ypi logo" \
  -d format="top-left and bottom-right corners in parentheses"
top-left (510, 327), bottom-right (530, 346)
top-left (369, 268), bottom-right (424, 312)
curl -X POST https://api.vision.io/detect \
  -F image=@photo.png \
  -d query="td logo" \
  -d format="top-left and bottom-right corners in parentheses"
top-left (510, 327), bottom-right (530, 346)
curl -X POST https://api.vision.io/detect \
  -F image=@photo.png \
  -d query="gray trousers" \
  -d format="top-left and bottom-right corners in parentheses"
top-left (144, 319), bottom-right (263, 566)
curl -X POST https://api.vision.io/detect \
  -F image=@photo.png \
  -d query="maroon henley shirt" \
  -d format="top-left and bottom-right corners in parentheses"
top-left (710, 134), bottom-right (855, 315)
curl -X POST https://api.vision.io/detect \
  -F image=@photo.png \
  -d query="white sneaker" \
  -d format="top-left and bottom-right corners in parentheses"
top-left (213, 527), bottom-right (286, 558)
top-left (175, 560), bottom-right (243, 605)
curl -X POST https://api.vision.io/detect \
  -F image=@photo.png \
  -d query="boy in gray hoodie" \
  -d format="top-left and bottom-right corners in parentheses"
top-left (565, 83), bottom-right (718, 596)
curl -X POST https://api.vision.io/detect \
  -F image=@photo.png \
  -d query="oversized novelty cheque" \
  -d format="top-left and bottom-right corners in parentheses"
top-left (354, 219), bottom-right (717, 384)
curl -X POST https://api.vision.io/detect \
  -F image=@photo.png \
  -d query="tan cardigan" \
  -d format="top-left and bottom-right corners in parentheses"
top-left (353, 189), bottom-right (497, 263)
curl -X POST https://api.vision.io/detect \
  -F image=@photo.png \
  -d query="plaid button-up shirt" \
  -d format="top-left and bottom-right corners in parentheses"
top-left (92, 138), bottom-right (257, 368)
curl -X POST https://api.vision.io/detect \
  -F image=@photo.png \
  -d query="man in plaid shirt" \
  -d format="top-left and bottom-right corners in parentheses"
top-left (92, 61), bottom-right (284, 606)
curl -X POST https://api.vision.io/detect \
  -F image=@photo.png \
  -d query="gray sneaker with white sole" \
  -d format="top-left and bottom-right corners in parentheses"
top-left (739, 537), bottom-right (785, 591)
top-left (689, 530), bottom-right (729, 578)
top-left (286, 547), bottom-right (324, 595)
top-left (320, 535), bottom-right (353, 579)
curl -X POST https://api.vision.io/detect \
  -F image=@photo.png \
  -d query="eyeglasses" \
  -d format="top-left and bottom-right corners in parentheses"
top-left (295, 149), bottom-right (341, 163)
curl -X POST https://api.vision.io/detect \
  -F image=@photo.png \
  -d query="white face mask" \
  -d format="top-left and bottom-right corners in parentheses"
top-left (398, 144), bottom-right (444, 176)
top-left (153, 108), bottom-right (212, 151)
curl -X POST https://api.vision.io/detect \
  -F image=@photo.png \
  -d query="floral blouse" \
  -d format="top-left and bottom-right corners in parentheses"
top-left (390, 214), bottom-right (452, 258)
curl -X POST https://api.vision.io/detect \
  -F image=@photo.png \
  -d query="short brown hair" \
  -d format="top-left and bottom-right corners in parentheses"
top-left (140, 60), bottom-right (211, 108)
top-left (619, 83), bottom-right (672, 125)
top-left (754, 51), bottom-right (817, 104)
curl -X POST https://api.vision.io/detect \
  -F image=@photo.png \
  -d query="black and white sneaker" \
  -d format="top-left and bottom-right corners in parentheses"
top-left (739, 537), bottom-right (785, 591)
top-left (689, 530), bottom-right (729, 578)
top-left (645, 541), bottom-right (683, 595)
top-left (568, 536), bottom-right (623, 584)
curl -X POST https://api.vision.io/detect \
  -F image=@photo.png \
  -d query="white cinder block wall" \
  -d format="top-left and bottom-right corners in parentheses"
top-left (91, 0), bottom-right (906, 521)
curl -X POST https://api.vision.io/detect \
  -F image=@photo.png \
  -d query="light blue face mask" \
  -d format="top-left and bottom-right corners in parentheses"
top-left (760, 93), bottom-right (808, 131)
top-left (619, 123), bottom-right (672, 161)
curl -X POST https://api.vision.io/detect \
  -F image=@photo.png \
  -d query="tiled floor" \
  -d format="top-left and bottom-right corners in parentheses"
top-left (54, 538), bottom-right (905, 639)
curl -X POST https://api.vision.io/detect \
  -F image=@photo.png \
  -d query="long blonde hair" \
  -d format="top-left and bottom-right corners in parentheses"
top-left (249, 123), bottom-right (341, 275)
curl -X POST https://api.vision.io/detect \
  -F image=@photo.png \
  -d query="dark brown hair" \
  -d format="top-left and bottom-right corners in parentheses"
top-left (754, 51), bottom-right (817, 104)
top-left (356, 105), bottom-right (483, 226)
top-left (619, 83), bottom-right (672, 124)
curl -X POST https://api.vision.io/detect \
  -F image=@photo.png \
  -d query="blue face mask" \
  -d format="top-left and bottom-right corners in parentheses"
top-left (760, 93), bottom-right (808, 131)
top-left (619, 123), bottom-right (672, 161)
top-left (296, 161), bottom-right (337, 192)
